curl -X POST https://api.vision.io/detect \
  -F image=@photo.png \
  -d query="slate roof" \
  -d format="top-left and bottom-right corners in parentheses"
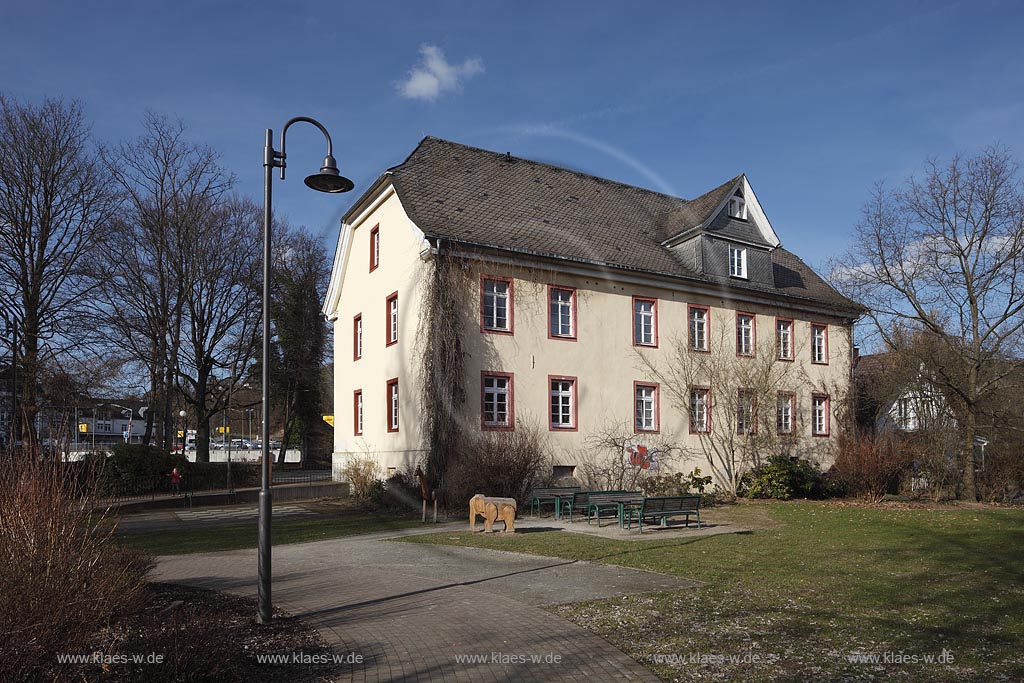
top-left (380, 136), bottom-right (861, 315)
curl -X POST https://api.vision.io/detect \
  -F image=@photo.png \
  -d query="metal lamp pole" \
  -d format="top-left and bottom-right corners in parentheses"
top-left (259, 117), bottom-right (353, 624)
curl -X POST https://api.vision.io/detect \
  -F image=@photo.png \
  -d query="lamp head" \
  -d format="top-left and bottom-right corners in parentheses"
top-left (304, 154), bottom-right (354, 193)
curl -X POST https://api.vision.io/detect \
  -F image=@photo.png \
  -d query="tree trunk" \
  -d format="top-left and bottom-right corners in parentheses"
top-left (959, 408), bottom-right (978, 501)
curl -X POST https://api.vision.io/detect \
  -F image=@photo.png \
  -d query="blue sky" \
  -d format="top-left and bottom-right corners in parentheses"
top-left (3, 0), bottom-right (1023, 272)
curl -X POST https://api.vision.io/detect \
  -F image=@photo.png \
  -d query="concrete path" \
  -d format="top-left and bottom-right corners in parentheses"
top-left (152, 525), bottom-right (698, 682)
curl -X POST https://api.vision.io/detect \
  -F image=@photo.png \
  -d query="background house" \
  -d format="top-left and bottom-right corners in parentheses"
top-left (324, 137), bottom-right (862, 483)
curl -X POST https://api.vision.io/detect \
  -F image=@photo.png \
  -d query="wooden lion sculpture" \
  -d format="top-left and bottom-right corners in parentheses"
top-left (469, 494), bottom-right (517, 533)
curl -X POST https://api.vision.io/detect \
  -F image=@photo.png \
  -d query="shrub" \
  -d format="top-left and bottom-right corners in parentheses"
top-left (444, 422), bottom-right (550, 510)
top-left (382, 464), bottom-right (424, 511)
top-left (639, 468), bottom-right (716, 506)
top-left (341, 457), bottom-right (383, 504)
top-left (833, 430), bottom-right (913, 501)
top-left (0, 458), bottom-right (152, 681)
top-left (740, 455), bottom-right (828, 500)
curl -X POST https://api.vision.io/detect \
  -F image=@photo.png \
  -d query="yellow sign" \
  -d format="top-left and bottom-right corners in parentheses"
top-left (322, 415), bottom-right (334, 427)
top-left (177, 430), bottom-right (184, 438)
top-left (217, 426), bottom-right (231, 434)
top-left (78, 423), bottom-right (89, 433)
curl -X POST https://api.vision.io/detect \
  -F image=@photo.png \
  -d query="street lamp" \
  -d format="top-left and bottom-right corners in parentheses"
top-left (179, 410), bottom-right (187, 453)
top-left (259, 117), bottom-right (352, 624)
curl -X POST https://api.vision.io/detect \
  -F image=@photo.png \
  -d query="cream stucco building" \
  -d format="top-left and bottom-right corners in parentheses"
top-left (324, 137), bottom-right (862, 485)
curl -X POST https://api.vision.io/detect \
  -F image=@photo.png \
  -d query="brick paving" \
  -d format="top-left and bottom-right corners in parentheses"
top-left (152, 526), bottom-right (696, 682)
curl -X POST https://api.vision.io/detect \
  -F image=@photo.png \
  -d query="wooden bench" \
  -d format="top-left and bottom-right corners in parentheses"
top-left (586, 491), bottom-right (643, 527)
top-left (529, 486), bottom-right (580, 517)
top-left (624, 495), bottom-right (702, 533)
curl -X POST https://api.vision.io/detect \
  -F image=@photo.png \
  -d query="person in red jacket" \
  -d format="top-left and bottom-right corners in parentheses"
top-left (170, 467), bottom-right (181, 495)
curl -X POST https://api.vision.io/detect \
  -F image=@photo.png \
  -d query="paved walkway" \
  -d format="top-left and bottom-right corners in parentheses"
top-left (152, 525), bottom-right (698, 682)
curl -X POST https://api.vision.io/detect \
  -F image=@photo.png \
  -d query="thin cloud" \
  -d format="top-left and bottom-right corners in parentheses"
top-left (397, 45), bottom-right (483, 101)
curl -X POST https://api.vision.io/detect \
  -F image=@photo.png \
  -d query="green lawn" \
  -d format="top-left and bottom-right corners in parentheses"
top-left (116, 512), bottom-right (422, 555)
top-left (400, 501), bottom-right (1024, 682)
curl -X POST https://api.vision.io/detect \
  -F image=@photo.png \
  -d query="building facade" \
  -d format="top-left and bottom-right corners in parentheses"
top-left (324, 138), bottom-right (862, 482)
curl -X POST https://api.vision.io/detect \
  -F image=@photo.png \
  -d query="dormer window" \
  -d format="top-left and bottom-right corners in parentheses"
top-left (729, 244), bottom-right (747, 278)
top-left (728, 191), bottom-right (747, 220)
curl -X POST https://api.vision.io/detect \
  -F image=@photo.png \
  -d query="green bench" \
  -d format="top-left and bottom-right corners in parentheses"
top-left (529, 486), bottom-right (580, 517)
top-left (586, 491), bottom-right (643, 527)
top-left (624, 495), bottom-right (702, 533)
top-left (560, 490), bottom-right (630, 523)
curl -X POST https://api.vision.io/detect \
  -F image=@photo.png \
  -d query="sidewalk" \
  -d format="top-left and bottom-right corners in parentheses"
top-left (152, 525), bottom-right (698, 682)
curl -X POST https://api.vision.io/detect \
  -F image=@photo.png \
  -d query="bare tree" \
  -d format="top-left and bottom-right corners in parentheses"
top-left (177, 196), bottom-right (262, 462)
top-left (831, 147), bottom-right (1024, 500)
top-left (94, 113), bottom-right (232, 448)
top-left (269, 227), bottom-right (330, 464)
top-left (636, 325), bottom-right (805, 495)
top-left (0, 95), bottom-right (116, 450)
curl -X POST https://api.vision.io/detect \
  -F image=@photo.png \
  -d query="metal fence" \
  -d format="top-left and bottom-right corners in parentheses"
top-left (98, 468), bottom-right (333, 504)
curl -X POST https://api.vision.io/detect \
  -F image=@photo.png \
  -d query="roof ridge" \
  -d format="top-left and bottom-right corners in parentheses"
top-left (398, 136), bottom-right (707, 205)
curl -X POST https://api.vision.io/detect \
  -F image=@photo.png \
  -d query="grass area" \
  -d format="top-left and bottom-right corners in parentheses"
top-left (400, 501), bottom-right (1024, 682)
top-left (116, 510), bottom-right (422, 555)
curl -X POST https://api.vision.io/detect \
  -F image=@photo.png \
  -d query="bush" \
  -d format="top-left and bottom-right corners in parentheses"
top-left (740, 455), bottom-right (829, 500)
top-left (341, 457), bottom-right (383, 505)
top-left (833, 431), bottom-right (913, 501)
top-left (382, 464), bottom-right (424, 511)
top-left (0, 458), bottom-right (152, 681)
top-left (444, 422), bottom-right (550, 510)
top-left (639, 468), bottom-right (716, 506)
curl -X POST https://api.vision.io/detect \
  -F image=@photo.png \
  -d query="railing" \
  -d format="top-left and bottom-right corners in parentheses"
top-left (97, 468), bottom-right (333, 505)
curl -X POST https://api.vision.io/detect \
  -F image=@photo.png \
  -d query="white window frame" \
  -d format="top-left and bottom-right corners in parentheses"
top-left (550, 287), bottom-right (575, 338)
top-left (634, 384), bottom-right (657, 432)
top-left (388, 296), bottom-right (398, 345)
top-left (728, 195), bottom-right (747, 220)
top-left (482, 374), bottom-right (511, 428)
top-left (387, 380), bottom-right (399, 432)
top-left (737, 313), bottom-right (754, 356)
top-left (729, 245), bottom-right (748, 278)
top-left (354, 391), bottom-right (363, 436)
top-left (812, 324), bottom-right (828, 364)
top-left (777, 319), bottom-right (793, 360)
top-left (689, 306), bottom-right (708, 351)
top-left (777, 393), bottom-right (795, 435)
top-left (549, 378), bottom-right (575, 429)
top-left (812, 394), bottom-right (829, 436)
top-left (633, 298), bottom-right (656, 346)
top-left (690, 387), bottom-right (710, 434)
top-left (354, 315), bottom-right (363, 360)
top-left (737, 390), bottom-right (755, 435)
top-left (482, 278), bottom-right (511, 332)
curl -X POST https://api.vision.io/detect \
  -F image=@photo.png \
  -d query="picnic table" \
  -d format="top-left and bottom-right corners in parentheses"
top-left (529, 486), bottom-right (581, 518)
top-left (586, 491), bottom-right (644, 527)
top-left (624, 495), bottom-right (702, 533)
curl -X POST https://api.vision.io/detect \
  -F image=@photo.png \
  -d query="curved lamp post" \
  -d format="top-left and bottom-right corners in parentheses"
top-left (259, 118), bottom-right (353, 624)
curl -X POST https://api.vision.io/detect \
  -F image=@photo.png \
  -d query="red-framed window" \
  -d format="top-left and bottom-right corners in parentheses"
top-left (353, 390), bottom-right (363, 436)
top-left (776, 317), bottom-right (794, 361)
top-left (353, 314), bottom-right (363, 361)
top-left (689, 386), bottom-right (711, 434)
top-left (634, 381), bottom-right (660, 433)
top-left (737, 389), bottom-right (757, 435)
top-left (385, 292), bottom-right (398, 347)
top-left (689, 304), bottom-right (710, 352)
top-left (811, 323), bottom-right (828, 365)
top-left (369, 225), bottom-right (380, 272)
top-left (777, 392), bottom-right (796, 435)
top-left (481, 371), bottom-right (514, 430)
top-left (548, 286), bottom-right (577, 341)
top-left (549, 375), bottom-right (578, 431)
top-left (386, 378), bottom-right (399, 432)
top-left (632, 296), bottom-right (658, 347)
top-left (736, 312), bottom-right (755, 357)
top-left (812, 393), bottom-right (830, 437)
top-left (480, 275), bottom-right (514, 334)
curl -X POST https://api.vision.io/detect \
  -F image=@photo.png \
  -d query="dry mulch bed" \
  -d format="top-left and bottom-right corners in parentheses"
top-left (47, 583), bottom-right (342, 683)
